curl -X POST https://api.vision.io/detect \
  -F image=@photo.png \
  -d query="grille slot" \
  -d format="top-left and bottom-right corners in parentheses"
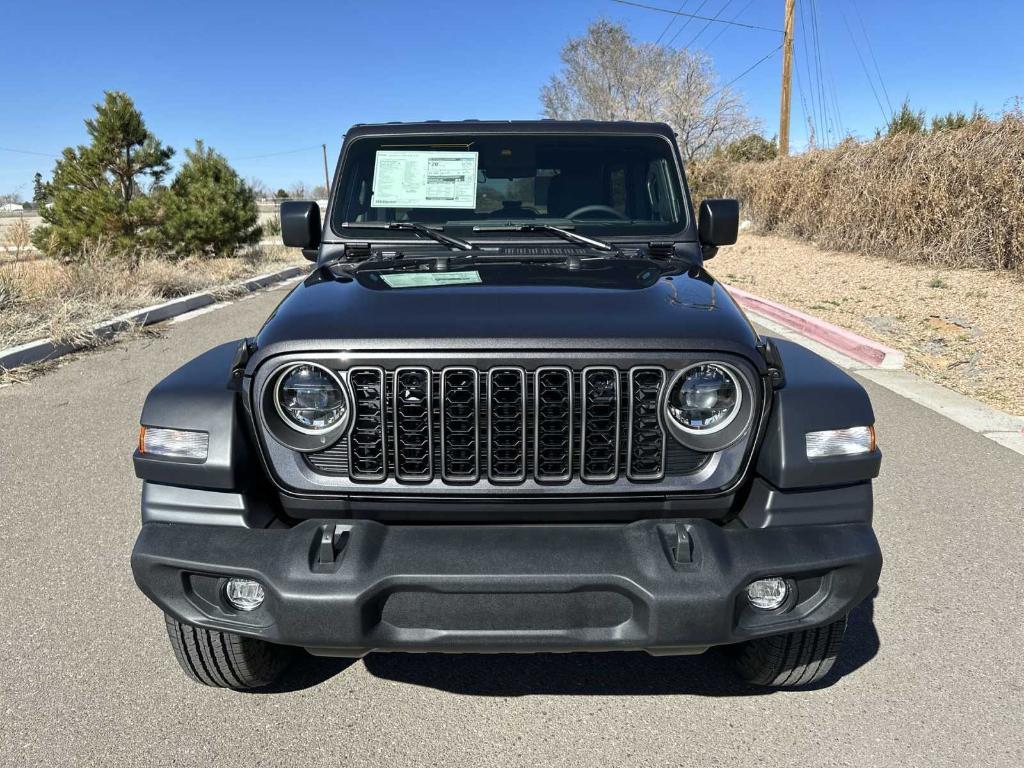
top-left (533, 367), bottom-right (573, 482)
top-left (627, 367), bottom-right (667, 480)
top-left (347, 367), bottom-right (386, 480)
top-left (440, 367), bottom-right (479, 482)
top-left (488, 367), bottom-right (527, 482)
top-left (581, 367), bottom-right (620, 481)
top-left (393, 367), bottom-right (433, 482)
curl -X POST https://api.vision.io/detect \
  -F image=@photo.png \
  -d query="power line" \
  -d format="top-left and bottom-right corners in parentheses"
top-left (665, 0), bottom-right (711, 47)
top-left (0, 146), bottom-right (58, 158)
top-left (611, 0), bottom-right (784, 33)
top-left (838, 3), bottom-right (889, 124)
top-left (797, 0), bottom-right (820, 144)
top-left (704, 0), bottom-right (757, 50)
top-left (808, 0), bottom-right (835, 145)
top-left (681, 0), bottom-right (735, 49)
top-left (654, 0), bottom-right (689, 44)
top-left (851, 0), bottom-right (893, 117)
top-left (704, 43), bottom-right (784, 104)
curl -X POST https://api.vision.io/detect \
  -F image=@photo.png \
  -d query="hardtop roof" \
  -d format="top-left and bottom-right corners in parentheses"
top-left (343, 119), bottom-right (677, 140)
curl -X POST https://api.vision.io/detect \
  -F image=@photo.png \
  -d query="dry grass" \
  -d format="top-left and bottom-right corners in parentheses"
top-left (691, 113), bottom-right (1024, 273)
top-left (0, 243), bottom-right (305, 352)
top-left (715, 232), bottom-right (1024, 415)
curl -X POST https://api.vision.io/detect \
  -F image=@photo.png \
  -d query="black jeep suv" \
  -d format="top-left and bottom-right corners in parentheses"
top-left (131, 120), bottom-right (882, 690)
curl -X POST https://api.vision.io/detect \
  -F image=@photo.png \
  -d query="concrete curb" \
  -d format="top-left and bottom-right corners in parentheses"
top-left (725, 284), bottom-right (904, 369)
top-left (0, 265), bottom-right (306, 371)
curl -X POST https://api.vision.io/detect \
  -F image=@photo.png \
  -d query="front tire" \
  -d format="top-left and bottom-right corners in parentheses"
top-left (730, 617), bottom-right (847, 687)
top-left (164, 615), bottom-right (292, 690)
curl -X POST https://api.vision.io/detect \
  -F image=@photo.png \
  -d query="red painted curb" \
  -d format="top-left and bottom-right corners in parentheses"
top-left (725, 284), bottom-right (903, 368)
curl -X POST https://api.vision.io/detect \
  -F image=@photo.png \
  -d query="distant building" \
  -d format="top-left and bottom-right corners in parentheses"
top-left (0, 202), bottom-right (25, 213)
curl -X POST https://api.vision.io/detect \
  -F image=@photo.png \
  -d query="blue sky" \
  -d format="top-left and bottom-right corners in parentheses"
top-left (1, 0), bottom-right (1021, 196)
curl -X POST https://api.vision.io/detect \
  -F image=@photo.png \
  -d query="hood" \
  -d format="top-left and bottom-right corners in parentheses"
top-left (252, 259), bottom-right (760, 359)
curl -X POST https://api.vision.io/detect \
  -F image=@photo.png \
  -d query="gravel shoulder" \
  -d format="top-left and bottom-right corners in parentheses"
top-left (714, 232), bottom-right (1024, 415)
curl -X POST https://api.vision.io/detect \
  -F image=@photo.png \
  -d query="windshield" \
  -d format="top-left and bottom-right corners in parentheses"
top-left (333, 133), bottom-right (686, 239)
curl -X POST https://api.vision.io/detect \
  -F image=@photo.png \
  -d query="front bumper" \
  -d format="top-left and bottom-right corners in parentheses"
top-left (131, 517), bottom-right (881, 656)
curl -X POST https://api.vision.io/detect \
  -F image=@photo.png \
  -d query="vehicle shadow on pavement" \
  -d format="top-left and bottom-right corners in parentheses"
top-left (267, 589), bottom-right (880, 696)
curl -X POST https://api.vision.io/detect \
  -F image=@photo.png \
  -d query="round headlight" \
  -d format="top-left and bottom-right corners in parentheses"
top-left (667, 363), bottom-right (742, 434)
top-left (274, 362), bottom-right (347, 434)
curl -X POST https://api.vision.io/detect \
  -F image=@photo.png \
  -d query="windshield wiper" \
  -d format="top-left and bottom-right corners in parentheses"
top-left (472, 224), bottom-right (618, 253)
top-left (341, 221), bottom-right (475, 251)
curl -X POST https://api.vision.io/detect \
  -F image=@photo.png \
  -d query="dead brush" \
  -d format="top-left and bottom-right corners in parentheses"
top-left (690, 113), bottom-right (1024, 275)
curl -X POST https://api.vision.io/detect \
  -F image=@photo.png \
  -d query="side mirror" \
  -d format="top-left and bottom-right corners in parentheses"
top-left (280, 200), bottom-right (322, 257)
top-left (698, 198), bottom-right (739, 255)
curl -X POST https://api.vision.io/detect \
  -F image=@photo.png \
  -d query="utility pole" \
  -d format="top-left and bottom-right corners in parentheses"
top-left (321, 144), bottom-right (330, 196)
top-left (779, 0), bottom-right (796, 155)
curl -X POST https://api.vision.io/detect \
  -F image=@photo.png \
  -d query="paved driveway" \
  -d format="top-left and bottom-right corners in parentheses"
top-left (1, 284), bottom-right (1021, 767)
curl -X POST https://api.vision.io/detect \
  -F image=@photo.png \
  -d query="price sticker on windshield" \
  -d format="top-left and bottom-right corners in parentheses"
top-left (371, 150), bottom-right (478, 209)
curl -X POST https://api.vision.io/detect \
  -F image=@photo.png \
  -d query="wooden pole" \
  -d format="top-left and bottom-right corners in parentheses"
top-left (779, 0), bottom-right (796, 156)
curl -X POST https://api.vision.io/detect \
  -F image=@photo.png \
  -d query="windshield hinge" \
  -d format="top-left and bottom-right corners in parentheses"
top-left (647, 241), bottom-right (678, 258)
top-left (344, 242), bottom-right (371, 260)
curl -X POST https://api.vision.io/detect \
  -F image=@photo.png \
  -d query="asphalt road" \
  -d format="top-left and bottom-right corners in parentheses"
top-left (2, 284), bottom-right (1022, 767)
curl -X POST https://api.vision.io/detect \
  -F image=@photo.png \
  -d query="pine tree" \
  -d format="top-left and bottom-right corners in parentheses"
top-left (32, 91), bottom-right (173, 258)
top-left (886, 99), bottom-right (927, 137)
top-left (32, 172), bottom-right (49, 207)
top-left (159, 140), bottom-right (262, 258)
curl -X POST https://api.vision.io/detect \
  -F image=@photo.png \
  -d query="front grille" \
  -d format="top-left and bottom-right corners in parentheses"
top-left (308, 364), bottom-right (709, 485)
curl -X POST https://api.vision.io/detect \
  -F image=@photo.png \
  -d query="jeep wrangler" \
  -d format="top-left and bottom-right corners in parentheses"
top-left (131, 120), bottom-right (882, 690)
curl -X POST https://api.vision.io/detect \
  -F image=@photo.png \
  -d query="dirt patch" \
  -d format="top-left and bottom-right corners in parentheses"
top-left (714, 232), bottom-right (1024, 415)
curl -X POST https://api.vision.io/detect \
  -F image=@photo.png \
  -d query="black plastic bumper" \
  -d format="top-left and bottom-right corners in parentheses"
top-left (131, 518), bottom-right (881, 656)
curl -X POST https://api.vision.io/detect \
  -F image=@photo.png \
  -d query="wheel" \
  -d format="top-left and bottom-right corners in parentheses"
top-left (730, 617), bottom-right (847, 687)
top-left (164, 614), bottom-right (292, 690)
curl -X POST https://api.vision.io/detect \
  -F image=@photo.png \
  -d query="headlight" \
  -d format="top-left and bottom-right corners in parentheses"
top-left (663, 361), bottom-right (754, 452)
top-left (273, 362), bottom-right (347, 434)
top-left (667, 363), bottom-right (742, 434)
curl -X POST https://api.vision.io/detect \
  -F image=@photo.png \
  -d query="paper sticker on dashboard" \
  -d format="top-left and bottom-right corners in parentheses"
top-left (370, 151), bottom-right (478, 209)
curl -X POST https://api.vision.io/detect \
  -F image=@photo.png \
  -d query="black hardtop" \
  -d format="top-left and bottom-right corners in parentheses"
top-left (343, 120), bottom-right (678, 140)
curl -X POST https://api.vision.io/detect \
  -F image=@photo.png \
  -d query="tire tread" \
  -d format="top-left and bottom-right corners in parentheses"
top-left (163, 615), bottom-right (290, 690)
top-left (732, 617), bottom-right (847, 688)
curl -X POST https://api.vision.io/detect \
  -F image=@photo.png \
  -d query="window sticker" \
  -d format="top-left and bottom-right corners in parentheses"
top-left (380, 271), bottom-right (482, 289)
top-left (370, 150), bottom-right (478, 209)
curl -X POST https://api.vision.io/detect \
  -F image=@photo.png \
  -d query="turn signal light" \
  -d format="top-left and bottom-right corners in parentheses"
top-left (138, 426), bottom-right (209, 461)
top-left (805, 426), bottom-right (876, 459)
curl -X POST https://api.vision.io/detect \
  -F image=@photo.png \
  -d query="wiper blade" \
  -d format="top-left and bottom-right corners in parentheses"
top-left (341, 221), bottom-right (475, 251)
top-left (472, 224), bottom-right (618, 253)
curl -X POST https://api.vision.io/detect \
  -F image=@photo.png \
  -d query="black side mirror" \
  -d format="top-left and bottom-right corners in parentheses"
top-left (280, 200), bottom-right (322, 258)
top-left (698, 199), bottom-right (740, 257)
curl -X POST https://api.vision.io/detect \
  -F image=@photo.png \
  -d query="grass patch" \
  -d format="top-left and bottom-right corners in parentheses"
top-left (0, 243), bottom-right (305, 351)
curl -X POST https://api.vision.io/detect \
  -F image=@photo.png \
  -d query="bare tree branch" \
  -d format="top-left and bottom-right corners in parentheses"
top-left (541, 20), bottom-right (760, 161)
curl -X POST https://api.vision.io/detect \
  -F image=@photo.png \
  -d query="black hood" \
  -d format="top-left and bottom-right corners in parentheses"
top-left (251, 258), bottom-right (760, 362)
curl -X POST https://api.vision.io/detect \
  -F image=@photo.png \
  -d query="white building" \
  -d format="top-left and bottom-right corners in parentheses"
top-left (0, 202), bottom-right (26, 213)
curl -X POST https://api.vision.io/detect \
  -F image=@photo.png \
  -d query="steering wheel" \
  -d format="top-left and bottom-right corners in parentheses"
top-left (564, 204), bottom-right (629, 221)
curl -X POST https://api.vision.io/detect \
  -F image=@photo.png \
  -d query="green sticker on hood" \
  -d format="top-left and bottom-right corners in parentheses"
top-left (380, 270), bottom-right (482, 288)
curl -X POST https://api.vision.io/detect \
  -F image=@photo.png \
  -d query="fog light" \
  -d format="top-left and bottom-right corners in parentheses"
top-left (746, 577), bottom-right (788, 610)
top-left (224, 578), bottom-right (265, 611)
